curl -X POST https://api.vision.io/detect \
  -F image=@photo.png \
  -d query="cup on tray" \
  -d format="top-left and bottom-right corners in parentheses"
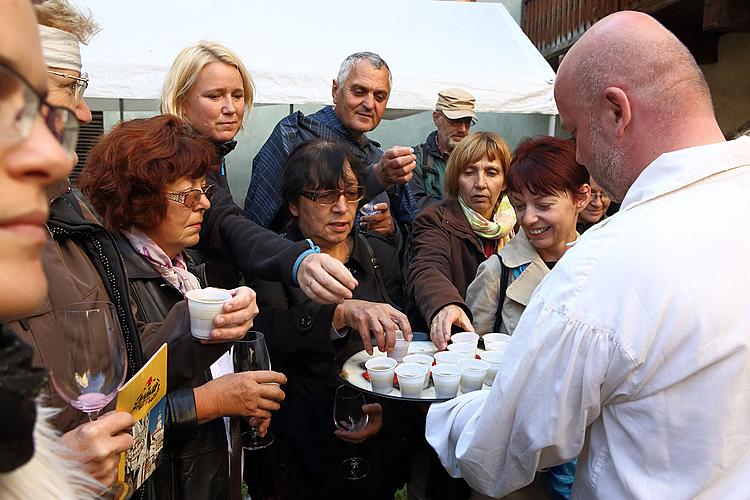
top-left (403, 353), bottom-right (433, 389)
top-left (185, 288), bottom-right (232, 339)
top-left (434, 351), bottom-right (465, 366)
top-left (431, 363), bottom-right (463, 399)
top-left (483, 333), bottom-right (511, 353)
top-left (450, 332), bottom-right (479, 350)
top-left (458, 358), bottom-right (489, 393)
top-left (395, 362), bottom-right (429, 398)
top-left (478, 350), bottom-right (504, 386)
top-left (365, 357), bottom-right (397, 394)
top-left (447, 341), bottom-right (476, 358)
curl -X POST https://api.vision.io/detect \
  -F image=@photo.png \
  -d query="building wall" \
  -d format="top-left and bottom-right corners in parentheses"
top-left (700, 32), bottom-right (750, 136)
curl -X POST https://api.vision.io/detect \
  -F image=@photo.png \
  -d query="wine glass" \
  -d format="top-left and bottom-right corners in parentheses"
top-left (233, 331), bottom-right (274, 450)
top-left (51, 301), bottom-right (128, 421)
top-left (333, 385), bottom-right (370, 480)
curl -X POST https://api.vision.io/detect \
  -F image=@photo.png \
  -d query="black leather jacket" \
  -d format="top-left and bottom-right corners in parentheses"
top-left (116, 233), bottom-right (230, 500)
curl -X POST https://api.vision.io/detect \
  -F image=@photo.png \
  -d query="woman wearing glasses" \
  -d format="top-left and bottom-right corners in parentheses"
top-left (78, 115), bottom-right (287, 500)
top-left (249, 139), bottom-right (410, 500)
top-left (577, 178), bottom-right (611, 233)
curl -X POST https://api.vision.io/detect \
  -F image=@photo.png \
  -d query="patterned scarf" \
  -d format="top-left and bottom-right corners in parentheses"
top-left (123, 228), bottom-right (201, 294)
top-left (458, 193), bottom-right (516, 252)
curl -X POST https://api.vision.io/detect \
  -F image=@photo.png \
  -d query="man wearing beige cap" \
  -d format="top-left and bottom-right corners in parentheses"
top-left (408, 88), bottom-right (476, 214)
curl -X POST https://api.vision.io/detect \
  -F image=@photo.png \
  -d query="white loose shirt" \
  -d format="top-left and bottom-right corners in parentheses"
top-left (426, 137), bottom-right (750, 499)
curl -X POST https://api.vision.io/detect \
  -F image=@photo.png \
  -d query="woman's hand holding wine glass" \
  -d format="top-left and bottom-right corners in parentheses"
top-left (333, 385), bottom-right (373, 480)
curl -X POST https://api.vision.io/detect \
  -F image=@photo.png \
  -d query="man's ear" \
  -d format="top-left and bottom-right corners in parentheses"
top-left (433, 111), bottom-right (441, 128)
top-left (332, 79), bottom-right (339, 105)
top-left (602, 87), bottom-right (631, 140)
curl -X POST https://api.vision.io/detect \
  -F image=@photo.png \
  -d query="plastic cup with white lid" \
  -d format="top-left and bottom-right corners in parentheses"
top-left (365, 357), bottom-right (397, 394)
top-left (403, 353), bottom-right (433, 389)
top-left (395, 362), bottom-right (428, 398)
top-left (478, 350), bottom-right (504, 386)
top-left (431, 363), bottom-right (463, 399)
top-left (458, 358), bottom-right (489, 393)
top-left (185, 287), bottom-right (233, 339)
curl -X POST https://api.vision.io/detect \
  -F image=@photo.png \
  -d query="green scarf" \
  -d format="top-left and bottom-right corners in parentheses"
top-left (459, 193), bottom-right (516, 251)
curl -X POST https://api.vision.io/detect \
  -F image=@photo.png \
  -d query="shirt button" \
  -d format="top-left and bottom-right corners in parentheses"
top-left (299, 315), bottom-right (313, 330)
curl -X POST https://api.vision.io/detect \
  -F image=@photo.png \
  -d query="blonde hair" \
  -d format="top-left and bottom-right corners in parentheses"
top-left (33, 0), bottom-right (100, 44)
top-left (444, 131), bottom-right (512, 198)
top-left (160, 41), bottom-right (254, 119)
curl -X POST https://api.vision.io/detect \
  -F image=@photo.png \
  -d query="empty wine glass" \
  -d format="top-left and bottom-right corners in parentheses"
top-left (233, 331), bottom-right (274, 450)
top-left (51, 301), bottom-right (128, 421)
top-left (333, 385), bottom-right (370, 480)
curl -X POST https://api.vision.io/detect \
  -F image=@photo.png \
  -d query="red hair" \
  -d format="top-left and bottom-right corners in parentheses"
top-left (506, 136), bottom-right (589, 198)
top-left (79, 115), bottom-right (218, 231)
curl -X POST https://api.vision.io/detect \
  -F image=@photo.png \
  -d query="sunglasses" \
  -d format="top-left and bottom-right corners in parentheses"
top-left (165, 184), bottom-right (215, 208)
top-left (299, 186), bottom-right (366, 206)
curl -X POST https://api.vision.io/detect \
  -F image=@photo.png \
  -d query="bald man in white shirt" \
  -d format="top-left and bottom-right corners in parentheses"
top-left (426, 10), bottom-right (750, 499)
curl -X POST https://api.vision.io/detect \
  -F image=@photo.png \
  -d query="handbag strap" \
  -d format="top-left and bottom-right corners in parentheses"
top-left (358, 234), bottom-right (399, 310)
top-left (492, 256), bottom-right (510, 333)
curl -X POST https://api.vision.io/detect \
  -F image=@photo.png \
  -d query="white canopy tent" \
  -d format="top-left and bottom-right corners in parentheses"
top-left (76, 0), bottom-right (558, 117)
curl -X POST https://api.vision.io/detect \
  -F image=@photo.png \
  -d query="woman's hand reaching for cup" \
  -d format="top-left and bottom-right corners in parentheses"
top-left (333, 299), bottom-right (412, 355)
top-left (334, 403), bottom-right (383, 444)
top-left (430, 304), bottom-right (474, 350)
top-left (200, 286), bottom-right (259, 343)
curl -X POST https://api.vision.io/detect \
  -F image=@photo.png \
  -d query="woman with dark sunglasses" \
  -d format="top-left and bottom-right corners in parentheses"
top-left (248, 138), bottom-right (412, 500)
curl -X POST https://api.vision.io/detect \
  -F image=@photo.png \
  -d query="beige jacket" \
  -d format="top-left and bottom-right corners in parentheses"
top-left (465, 230), bottom-right (551, 335)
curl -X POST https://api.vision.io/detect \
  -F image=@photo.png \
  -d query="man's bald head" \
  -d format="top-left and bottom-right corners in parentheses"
top-left (554, 11), bottom-right (722, 201)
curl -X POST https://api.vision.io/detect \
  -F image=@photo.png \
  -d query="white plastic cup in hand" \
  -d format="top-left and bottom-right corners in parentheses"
top-left (483, 333), bottom-right (511, 352)
top-left (458, 358), bottom-right (489, 393)
top-left (478, 351), bottom-right (504, 386)
top-left (431, 363), bottom-right (463, 399)
top-left (365, 357), bottom-right (397, 395)
top-left (434, 351), bottom-right (464, 365)
top-left (387, 330), bottom-right (410, 363)
top-left (447, 342), bottom-right (476, 358)
top-left (403, 353), bottom-right (433, 389)
top-left (450, 332), bottom-right (479, 349)
top-left (395, 363), bottom-right (428, 398)
top-left (185, 288), bottom-right (232, 339)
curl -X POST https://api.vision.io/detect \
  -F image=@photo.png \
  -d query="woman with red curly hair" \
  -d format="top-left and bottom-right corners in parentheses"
top-left (78, 114), bottom-right (287, 500)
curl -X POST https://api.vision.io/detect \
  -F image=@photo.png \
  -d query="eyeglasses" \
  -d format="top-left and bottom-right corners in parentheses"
top-left (0, 63), bottom-right (80, 158)
top-left (165, 184), bottom-right (214, 208)
top-left (47, 70), bottom-right (89, 104)
top-left (590, 192), bottom-right (610, 202)
top-left (299, 186), bottom-right (366, 206)
top-left (441, 113), bottom-right (476, 127)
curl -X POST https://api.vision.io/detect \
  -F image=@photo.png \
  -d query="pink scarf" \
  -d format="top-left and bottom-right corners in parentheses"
top-left (123, 228), bottom-right (201, 294)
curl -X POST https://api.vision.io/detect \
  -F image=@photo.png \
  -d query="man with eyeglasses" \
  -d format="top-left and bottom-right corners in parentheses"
top-left (408, 88), bottom-right (477, 215)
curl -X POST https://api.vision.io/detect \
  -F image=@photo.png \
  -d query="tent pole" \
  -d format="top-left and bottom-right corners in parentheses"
top-left (119, 98), bottom-right (124, 123)
top-left (290, 104), bottom-right (294, 114)
top-left (547, 115), bottom-right (556, 136)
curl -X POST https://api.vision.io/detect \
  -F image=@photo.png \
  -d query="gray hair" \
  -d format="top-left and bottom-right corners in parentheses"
top-left (33, 0), bottom-right (99, 44)
top-left (336, 52), bottom-right (392, 88)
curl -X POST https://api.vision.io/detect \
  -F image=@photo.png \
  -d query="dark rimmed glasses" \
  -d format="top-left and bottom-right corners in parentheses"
top-left (1, 63), bottom-right (80, 158)
top-left (165, 184), bottom-right (214, 208)
top-left (300, 186), bottom-right (365, 206)
top-left (590, 192), bottom-right (610, 202)
top-left (47, 70), bottom-right (89, 105)
top-left (441, 112), bottom-right (476, 127)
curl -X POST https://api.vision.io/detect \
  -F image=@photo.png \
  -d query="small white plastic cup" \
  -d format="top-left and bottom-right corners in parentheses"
top-left (447, 342), bottom-right (476, 358)
top-left (387, 330), bottom-right (410, 363)
top-left (185, 288), bottom-right (233, 339)
top-left (458, 358), bottom-right (489, 393)
top-left (403, 353), bottom-right (433, 389)
top-left (434, 351), bottom-right (465, 365)
top-left (478, 350), bottom-right (504, 386)
top-left (482, 333), bottom-right (511, 352)
top-left (450, 332), bottom-right (480, 350)
top-left (395, 363), bottom-right (429, 398)
top-left (431, 363), bottom-right (463, 399)
top-left (365, 357), bottom-right (397, 394)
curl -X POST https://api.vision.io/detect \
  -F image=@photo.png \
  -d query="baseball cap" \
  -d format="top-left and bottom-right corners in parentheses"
top-left (436, 88), bottom-right (476, 120)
